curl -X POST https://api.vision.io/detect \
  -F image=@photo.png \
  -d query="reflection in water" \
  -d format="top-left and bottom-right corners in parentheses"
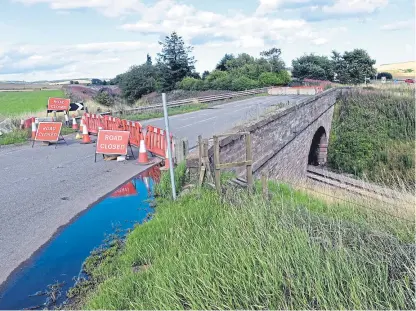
top-left (0, 166), bottom-right (160, 310)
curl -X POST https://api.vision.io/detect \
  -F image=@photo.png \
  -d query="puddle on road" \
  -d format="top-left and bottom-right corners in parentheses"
top-left (0, 166), bottom-right (161, 310)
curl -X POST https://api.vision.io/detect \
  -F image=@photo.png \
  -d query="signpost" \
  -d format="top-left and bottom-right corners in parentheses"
top-left (95, 130), bottom-right (133, 162)
top-left (69, 102), bottom-right (84, 112)
top-left (110, 181), bottom-right (138, 198)
top-left (32, 122), bottom-right (67, 148)
top-left (47, 98), bottom-right (71, 114)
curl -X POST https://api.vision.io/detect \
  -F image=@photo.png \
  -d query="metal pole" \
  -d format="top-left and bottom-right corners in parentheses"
top-left (162, 93), bottom-right (177, 200)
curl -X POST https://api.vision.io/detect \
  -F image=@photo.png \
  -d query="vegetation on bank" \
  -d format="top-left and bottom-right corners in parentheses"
top-left (328, 86), bottom-right (415, 189)
top-left (70, 167), bottom-right (414, 310)
top-left (0, 89), bottom-right (64, 116)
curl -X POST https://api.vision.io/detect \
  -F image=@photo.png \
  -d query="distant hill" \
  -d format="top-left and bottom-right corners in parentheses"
top-left (376, 61), bottom-right (415, 79)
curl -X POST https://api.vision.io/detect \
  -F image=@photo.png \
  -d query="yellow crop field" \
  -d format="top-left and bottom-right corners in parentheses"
top-left (377, 61), bottom-right (416, 79)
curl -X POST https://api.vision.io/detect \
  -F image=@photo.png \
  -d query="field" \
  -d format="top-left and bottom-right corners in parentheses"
top-left (0, 90), bottom-right (65, 116)
top-left (376, 61), bottom-right (415, 79)
top-left (68, 165), bottom-right (415, 310)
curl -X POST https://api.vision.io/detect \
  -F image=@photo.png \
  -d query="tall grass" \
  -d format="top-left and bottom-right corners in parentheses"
top-left (77, 180), bottom-right (414, 310)
top-left (328, 86), bottom-right (415, 190)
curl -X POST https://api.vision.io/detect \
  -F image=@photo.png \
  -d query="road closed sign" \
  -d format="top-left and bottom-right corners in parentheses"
top-left (35, 122), bottom-right (62, 142)
top-left (96, 130), bottom-right (130, 155)
top-left (48, 97), bottom-right (70, 111)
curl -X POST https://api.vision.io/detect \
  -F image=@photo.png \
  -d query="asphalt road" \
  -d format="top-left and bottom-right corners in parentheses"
top-left (142, 95), bottom-right (307, 149)
top-left (0, 94), bottom-right (305, 285)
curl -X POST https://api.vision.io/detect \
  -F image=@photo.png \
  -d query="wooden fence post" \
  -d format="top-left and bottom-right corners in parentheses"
top-left (213, 135), bottom-right (221, 194)
top-left (245, 133), bottom-right (253, 191)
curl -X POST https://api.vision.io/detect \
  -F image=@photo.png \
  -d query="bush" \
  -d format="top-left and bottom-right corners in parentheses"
top-left (231, 76), bottom-right (259, 91)
top-left (259, 72), bottom-right (279, 86)
top-left (275, 70), bottom-right (291, 85)
top-left (377, 72), bottom-right (393, 80)
top-left (94, 91), bottom-right (115, 107)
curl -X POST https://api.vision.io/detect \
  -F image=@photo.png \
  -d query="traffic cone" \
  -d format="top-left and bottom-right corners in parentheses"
top-left (72, 116), bottom-right (78, 130)
top-left (81, 125), bottom-right (92, 144)
top-left (137, 133), bottom-right (150, 165)
top-left (31, 121), bottom-right (37, 140)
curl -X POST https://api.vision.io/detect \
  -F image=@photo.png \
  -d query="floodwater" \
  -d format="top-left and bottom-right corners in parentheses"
top-left (0, 166), bottom-right (161, 310)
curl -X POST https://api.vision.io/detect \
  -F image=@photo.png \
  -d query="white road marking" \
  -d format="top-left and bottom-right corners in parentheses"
top-left (176, 116), bottom-right (217, 129)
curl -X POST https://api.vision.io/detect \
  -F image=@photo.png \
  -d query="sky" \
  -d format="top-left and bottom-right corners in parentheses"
top-left (0, 0), bottom-right (414, 81)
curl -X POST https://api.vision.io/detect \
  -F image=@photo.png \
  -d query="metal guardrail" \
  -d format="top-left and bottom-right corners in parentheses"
top-left (100, 87), bottom-right (271, 116)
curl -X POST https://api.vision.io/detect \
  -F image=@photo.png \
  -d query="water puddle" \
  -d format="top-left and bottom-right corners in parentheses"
top-left (0, 166), bottom-right (161, 310)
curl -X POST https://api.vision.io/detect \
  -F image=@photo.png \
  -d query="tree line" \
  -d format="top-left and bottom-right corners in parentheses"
top-left (291, 50), bottom-right (377, 84)
top-left (110, 31), bottom-right (378, 104)
top-left (110, 32), bottom-right (290, 104)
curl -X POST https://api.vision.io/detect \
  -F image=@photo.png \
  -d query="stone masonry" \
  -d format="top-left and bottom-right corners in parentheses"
top-left (187, 88), bottom-right (349, 182)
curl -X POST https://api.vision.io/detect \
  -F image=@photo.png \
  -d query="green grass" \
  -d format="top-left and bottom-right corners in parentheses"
top-left (73, 178), bottom-right (414, 310)
top-left (0, 129), bottom-right (29, 145)
top-left (0, 90), bottom-right (65, 116)
top-left (0, 124), bottom-right (76, 146)
top-left (124, 104), bottom-right (209, 121)
top-left (328, 87), bottom-right (415, 189)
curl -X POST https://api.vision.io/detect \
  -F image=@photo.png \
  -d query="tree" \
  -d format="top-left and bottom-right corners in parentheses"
top-left (146, 54), bottom-right (152, 66)
top-left (157, 32), bottom-right (196, 91)
top-left (292, 54), bottom-right (334, 81)
top-left (332, 49), bottom-right (376, 84)
top-left (377, 72), bottom-right (393, 80)
top-left (94, 89), bottom-right (115, 107)
top-left (202, 70), bottom-right (210, 80)
top-left (70, 80), bottom-right (74, 84)
top-left (119, 64), bottom-right (158, 103)
top-left (102, 80), bottom-right (107, 85)
top-left (260, 47), bottom-right (285, 72)
top-left (216, 54), bottom-right (235, 71)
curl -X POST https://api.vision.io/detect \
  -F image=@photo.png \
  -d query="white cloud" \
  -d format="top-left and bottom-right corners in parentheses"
top-left (380, 19), bottom-right (414, 31)
top-left (14, 0), bottom-right (144, 16)
top-left (255, 0), bottom-right (315, 15)
top-left (322, 0), bottom-right (388, 14)
top-left (0, 41), bottom-right (159, 80)
top-left (120, 1), bottom-right (307, 45)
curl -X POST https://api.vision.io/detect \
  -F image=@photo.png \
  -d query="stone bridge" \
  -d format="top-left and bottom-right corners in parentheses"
top-left (187, 87), bottom-right (349, 181)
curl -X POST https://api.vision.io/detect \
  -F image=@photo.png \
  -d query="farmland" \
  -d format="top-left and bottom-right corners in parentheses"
top-left (0, 89), bottom-right (65, 116)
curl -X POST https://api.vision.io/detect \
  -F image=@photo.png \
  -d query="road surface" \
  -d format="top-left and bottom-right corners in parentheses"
top-left (0, 94), bottom-right (305, 285)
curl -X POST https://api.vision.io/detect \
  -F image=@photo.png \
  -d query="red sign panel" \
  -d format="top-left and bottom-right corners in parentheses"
top-left (111, 182), bottom-right (138, 198)
top-left (96, 130), bottom-right (130, 155)
top-left (48, 97), bottom-right (70, 111)
top-left (35, 122), bottom-right (62, 142)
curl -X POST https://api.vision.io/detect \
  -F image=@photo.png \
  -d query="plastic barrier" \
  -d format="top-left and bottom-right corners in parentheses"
top-left (145, 125), bottom-right (173, 159)
top-left (83, 113), bottom-right (104, 135)
top-left (122, 120), bottom-right (142, 147)
top-left (104, 116), bottom-right (123, 131)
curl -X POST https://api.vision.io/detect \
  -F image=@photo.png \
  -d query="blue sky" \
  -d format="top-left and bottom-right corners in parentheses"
top-left (0, 0), bottom-right (414, 81)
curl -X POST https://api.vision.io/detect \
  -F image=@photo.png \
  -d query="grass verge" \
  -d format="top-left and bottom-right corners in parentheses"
top-left (0, 130), bottom-right (29, 145)
top-left (72, 179), bottom-right (414, 309)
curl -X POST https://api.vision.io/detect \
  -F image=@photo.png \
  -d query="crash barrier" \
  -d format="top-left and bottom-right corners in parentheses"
top-left (145, 125), bottom-right (174, 159)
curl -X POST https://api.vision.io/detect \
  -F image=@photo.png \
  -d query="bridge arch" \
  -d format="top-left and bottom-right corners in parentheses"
top-left (308, 126), bottom-right (328, 166)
